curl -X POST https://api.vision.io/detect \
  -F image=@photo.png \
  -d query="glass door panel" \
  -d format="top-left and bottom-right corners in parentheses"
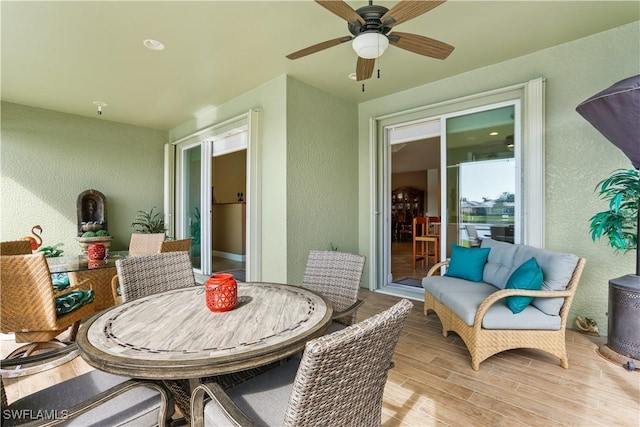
top-left (182, 144), bottom-right (202, 270)
top-left (444, 104), bottom-right (517, 256)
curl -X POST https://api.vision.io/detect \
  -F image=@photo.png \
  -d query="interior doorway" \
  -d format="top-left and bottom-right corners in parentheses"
top-left (390, 137), bottom-right (440, 290)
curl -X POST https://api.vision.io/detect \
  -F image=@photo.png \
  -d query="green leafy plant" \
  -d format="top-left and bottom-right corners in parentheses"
top-left (38, 243), bottom-right (64, 257)
top-left (81, 231), bottom-right (97, 238)
top-left (131, 207), bottom-right (166, 234)
top-left (590, 168), bottom-right (639, 252)
top-left (95, 229), bottom-right (110, 236)
top-left (191, 207), bottom-right (201, 245)
top-left (327, 242), bottom-right (338, 251)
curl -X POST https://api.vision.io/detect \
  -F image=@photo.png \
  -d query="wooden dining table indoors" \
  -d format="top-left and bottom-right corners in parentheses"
top-left (76, 282), bottom-right (333, 385)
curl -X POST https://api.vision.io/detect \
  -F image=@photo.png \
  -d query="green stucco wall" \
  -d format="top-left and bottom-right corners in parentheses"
top-left (286, 77), bottom-right (359, 285)
top-left (1, 102), bottom-right (167, 252)
top-left (358, 21), bottom-right (640, 331)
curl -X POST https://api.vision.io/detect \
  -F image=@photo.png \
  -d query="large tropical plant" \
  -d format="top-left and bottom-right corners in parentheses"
top-left (589, 168), bottom-right (639, 252)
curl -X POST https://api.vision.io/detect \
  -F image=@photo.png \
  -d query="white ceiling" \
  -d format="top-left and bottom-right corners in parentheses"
top-left (2, 1), bottom-right (638, 130)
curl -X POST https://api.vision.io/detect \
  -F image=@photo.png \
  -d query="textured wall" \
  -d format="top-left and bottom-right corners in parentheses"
top-left (1, 102), bottom-right (168, 252)
top-left (358, 22), bottom-right (640, 332)
top-left (286, 77), bottom-right (359, 285)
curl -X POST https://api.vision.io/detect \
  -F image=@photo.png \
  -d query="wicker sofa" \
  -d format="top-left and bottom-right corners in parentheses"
top-left (422, 238), bottom-right (586, 370)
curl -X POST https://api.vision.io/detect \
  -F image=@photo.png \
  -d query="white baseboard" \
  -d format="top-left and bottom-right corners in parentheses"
top-left (212, 250), bottom-right (246, 262)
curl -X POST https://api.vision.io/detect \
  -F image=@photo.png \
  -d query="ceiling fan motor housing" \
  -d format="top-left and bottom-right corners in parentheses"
top-left (348, 5), bottom-right (392, 36)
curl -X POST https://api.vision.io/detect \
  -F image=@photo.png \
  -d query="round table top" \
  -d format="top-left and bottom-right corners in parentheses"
top-left (77, 282), bottom-right (333, 379)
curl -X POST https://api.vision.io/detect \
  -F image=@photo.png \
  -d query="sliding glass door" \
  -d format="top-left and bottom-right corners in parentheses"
top-left (443, 103), bottom-right (519, 257)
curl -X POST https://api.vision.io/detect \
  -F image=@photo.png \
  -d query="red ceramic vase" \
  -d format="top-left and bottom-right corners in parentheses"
top-left (205, 274), bottom-right (237, 312)
top-left (87, 243), bottom-right (106, 260)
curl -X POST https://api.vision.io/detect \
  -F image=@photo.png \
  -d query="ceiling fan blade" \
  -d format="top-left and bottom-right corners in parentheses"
top-left (388, 32), bottom-right (454, 60)
top-left (356, 57), bottom-right (375, 81)
top-left (316, 0), bottom-right (364, 24)
top-left (286, 36), bottom-right (353, 60)
top-left (381, 0), bottom-right (446, 28)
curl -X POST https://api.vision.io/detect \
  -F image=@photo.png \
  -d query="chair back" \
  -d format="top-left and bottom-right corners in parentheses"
top-left (1, 240), bottom-right (32, 255)
top-left (116, 251), bottom-right (196, 302)
top-left (412, 217), bottom-right (428, 238)
top-left (303, 250), bottom-right (365, 326)
top-left (465, 224), bottom-right (481, 246)
top-left (284, 299), bottom-right (413, 426)
top-left (128, 233), bottom-right (166, 257)
top-left (159, 238), bottom-right (192, 253)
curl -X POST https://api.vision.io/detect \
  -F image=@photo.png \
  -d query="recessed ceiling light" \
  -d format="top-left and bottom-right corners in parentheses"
top-left (348, 73), bottom-right (357, 81)
top-left (489, 131), bottom-right (499, 136)
top-left (143, 39), bottom-right (165, 51)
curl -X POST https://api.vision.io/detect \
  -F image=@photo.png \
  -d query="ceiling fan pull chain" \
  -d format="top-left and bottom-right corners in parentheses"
top-left (362, 83), bottom-right (365, 92)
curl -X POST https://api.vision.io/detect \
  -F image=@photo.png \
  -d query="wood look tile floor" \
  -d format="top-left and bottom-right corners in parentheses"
top-left (4, 289), bottom-right (639, 426)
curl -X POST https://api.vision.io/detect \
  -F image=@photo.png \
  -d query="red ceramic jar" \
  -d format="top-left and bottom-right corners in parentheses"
top-left (87, 243), bottom-right (106, 260)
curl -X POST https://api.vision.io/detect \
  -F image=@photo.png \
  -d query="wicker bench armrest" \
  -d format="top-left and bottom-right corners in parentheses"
top-left (426, 260), bottom-right (449, 277)
top-left (191, 382), bottom-right (257, 427)
top-left (55, 379), bottom-right (174, 427)
top-left (473, 288), bottom-right (574, 327)
top-left (332, 299), bottom-right (364, 321)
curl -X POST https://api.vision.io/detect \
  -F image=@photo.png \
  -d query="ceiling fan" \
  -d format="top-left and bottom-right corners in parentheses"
top-left (286, 0), bottom-right (455, 82)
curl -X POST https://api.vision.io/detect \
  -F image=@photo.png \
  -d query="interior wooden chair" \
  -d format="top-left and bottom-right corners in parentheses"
top-left (302, 250), bottom-right (366, 330)
top-left (0, 253), bottom-right (96, 373)
top-left (190, 299), bottom-right (413, 427)
top-left (1, 370), bottom-right (174, 426)
top-left (0, 240), bottom-right (33, 255)
top-left (413, 217), bottom-right (438, 269)
top-left (115, 251), bottom-right (196, 302)
top-left (159, 237), bottom-right (192, 253)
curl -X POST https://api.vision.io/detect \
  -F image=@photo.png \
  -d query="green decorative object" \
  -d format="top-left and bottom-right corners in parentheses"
top-left (589, 168), bottom-right (639, 252)
top-left (81, 231), bottom-right (97, 238)
top-left (38, 243), bottom-right (64, 258)
top-left (131, 207), bottom-right (166, 234)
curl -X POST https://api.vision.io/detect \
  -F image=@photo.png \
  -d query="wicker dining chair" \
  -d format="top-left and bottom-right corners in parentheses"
top-left (115, 251), bottom-right (196, 302)
top-left (1, 370), bottom-right (174, 426)
top-left (302, 250), bottom-right (366, 329)
top-left (0, 253), bottom-right (96, 357)
top-left (128, 232), bottom-right (166, 257)
top-left (190, 298), bottom-right (413, 427)
top-left (159, 237), bottom-right (192, 253)
top-left (0, 240), bottom-right (33, 255)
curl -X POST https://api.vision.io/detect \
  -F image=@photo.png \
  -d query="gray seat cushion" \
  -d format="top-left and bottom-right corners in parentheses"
top-left (440, 290), bottom-right (561, 329)
top-left (203, 358), bottom-right (299, 426)
top-left (4, 370), bottom-right (163, 427)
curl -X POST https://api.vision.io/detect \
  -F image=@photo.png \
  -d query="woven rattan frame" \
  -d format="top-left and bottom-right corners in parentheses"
top-left (116, 251), bottom-right (196, 302)
top-left (0, 240), bottom-right (32, 255)
top-left (0, 253), bottom-right (96, 342)
top-left (303, 250), bottom-right (366, 326)
top-left (423, 257), bottom-right (586, 370)
top-left (190, 299), bottom-right (413, 427)
top-left (69, 267), bottom-right (117, 311)
top-left (128, 233), bottom-right (166, 257)
top-left (159, 238), bottom-right (192, 253)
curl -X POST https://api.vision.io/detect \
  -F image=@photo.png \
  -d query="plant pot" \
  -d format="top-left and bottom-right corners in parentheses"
top-left (76, 236), bottom-right (112, 254)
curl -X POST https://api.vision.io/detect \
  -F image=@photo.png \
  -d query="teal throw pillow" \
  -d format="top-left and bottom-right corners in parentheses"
top-left (505, 257), bottom-right (543, 314)
top-left (444, 244), bottom-right (490, 282)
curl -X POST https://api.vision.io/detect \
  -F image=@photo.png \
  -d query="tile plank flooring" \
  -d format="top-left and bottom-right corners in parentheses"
top-left (3, 290), bottom-right (639, 426)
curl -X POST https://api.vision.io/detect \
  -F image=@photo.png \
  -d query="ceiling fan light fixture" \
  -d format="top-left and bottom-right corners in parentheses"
top-left (352, 32), bottom-right (389, 59)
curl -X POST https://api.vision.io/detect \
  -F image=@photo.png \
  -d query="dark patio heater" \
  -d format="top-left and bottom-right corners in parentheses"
top-left (576, 75), bottom-right (640, 367)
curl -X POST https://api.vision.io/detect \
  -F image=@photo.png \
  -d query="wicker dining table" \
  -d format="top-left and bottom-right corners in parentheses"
top-left (76, 282), bottom-right (333, 383)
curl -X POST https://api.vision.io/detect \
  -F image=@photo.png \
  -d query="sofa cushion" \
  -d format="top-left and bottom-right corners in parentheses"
top-left (423, 275), bottom-right (498, 302)
top-left (440, 290), bottom-right (561, 330)
top-left (513, 245), bottom-right (579, 315)
top-left (504, 257), bottom-right (544, 314)
top-left (481, 238), bottom-right (519, 289)
top-left (444, 244), bottom-right (490, 282)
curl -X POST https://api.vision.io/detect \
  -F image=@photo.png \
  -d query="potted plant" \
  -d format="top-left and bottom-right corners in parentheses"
top-left (131, 207), bottom-right (166, 234)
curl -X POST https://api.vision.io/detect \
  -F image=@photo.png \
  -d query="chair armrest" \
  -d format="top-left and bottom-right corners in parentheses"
top-left (111, 275), bottom-right (122, 304)
top-left (473, 288), bottom-right (574, 328)
top-left (191, 382), bottom-right (258, 427)
top-left (31, 379), bottom-right (175, 427)
top-left (332, 299), bottom-right (364, 321)
top-left (53, 278), bottom-right (94, 298)
top-left (426, 260), bottom-right (449, 277)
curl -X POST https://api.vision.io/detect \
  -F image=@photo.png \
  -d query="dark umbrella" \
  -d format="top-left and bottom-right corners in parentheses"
top-left (576, 75), bottom-right (640, 273)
